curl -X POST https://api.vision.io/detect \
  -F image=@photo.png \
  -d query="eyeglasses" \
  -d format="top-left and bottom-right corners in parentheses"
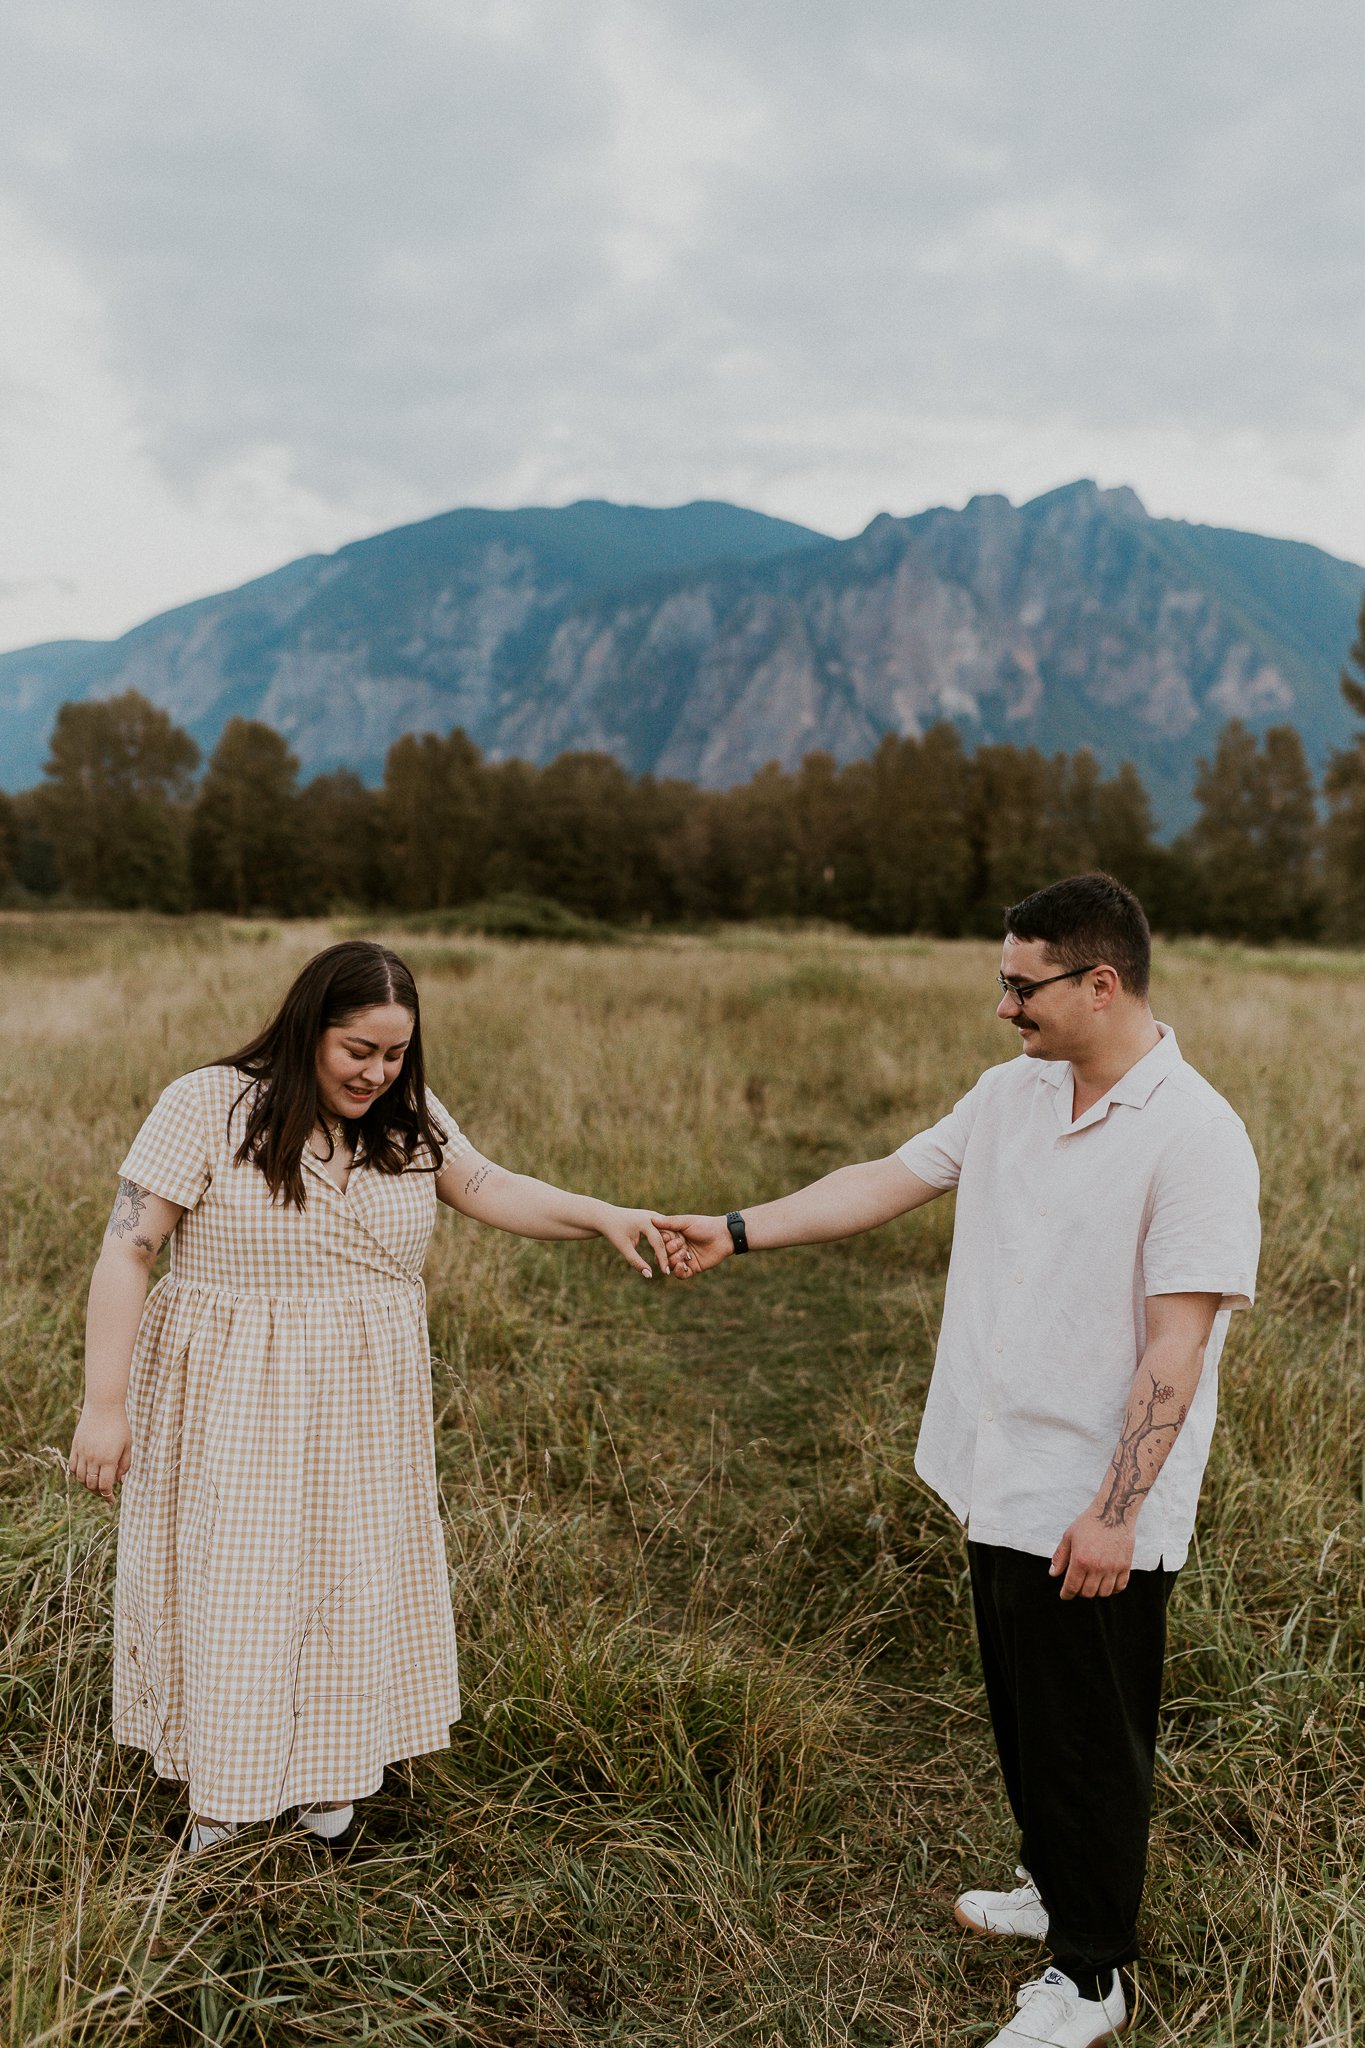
top-left (996, 964), bottom-right (1098, 1008)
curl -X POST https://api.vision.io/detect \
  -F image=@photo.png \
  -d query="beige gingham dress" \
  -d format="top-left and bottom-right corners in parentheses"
top-left (112, 1064), bottom-right (470, 1822)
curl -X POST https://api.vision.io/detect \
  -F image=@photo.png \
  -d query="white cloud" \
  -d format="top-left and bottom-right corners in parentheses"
top-left (0, 193), bottom-right (409, 650)
top-left (1, 0), bottom-right (1363, 651)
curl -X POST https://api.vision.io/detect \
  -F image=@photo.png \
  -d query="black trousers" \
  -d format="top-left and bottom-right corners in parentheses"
top-left (968, 1541), bottom-right (1177, 1983)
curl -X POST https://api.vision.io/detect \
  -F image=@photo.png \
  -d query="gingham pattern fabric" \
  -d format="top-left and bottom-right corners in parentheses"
top-left (111, 1065), bottom-right (472, 1822)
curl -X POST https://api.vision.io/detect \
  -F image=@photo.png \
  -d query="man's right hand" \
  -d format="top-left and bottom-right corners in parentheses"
top-left (654, 1214), bottom-right (733, 1278)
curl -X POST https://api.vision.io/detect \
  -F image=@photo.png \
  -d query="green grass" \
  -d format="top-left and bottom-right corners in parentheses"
top-left (0, 916), bottom-right (1362, 2042)
top-left (345, 895), bottom-right (624, 945)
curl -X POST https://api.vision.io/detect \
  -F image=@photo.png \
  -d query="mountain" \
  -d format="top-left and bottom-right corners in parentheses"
top-left (1, 485), bottom-right (1360, 825)
top-left (491, 483), bottom-right (1364, 824)
top-left (0, 501), bottom-right (831, 792)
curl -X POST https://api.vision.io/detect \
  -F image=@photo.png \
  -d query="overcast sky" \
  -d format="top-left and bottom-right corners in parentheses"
top-left (2, 0), bottom-right (1363, 651)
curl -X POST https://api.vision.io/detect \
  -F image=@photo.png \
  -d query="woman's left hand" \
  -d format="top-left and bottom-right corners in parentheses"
top-left (597, 1206), bottom-right (674, 1279)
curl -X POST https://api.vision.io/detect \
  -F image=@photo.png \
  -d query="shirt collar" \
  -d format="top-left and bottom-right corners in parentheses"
top-left (1042, 1022), bottom-right (1180, 1130)
top-left (1107, 1022), bottom-right (1181, 1106)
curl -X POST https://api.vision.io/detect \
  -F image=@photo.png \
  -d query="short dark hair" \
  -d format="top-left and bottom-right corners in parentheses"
top-left (1004, 872), bottom-right (1151, 998)
top-left (218, 940), bottom-right (447, 1208)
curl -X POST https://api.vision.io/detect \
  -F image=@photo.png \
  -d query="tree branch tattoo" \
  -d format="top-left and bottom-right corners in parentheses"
top-left (1097, 1370), bottom-right (1188, 1529)
top-left (106, 1178), bottom-right (172, 1257)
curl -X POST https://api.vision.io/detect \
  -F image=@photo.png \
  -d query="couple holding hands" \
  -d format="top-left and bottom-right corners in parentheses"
top-left (69, 872), bottom-right (1259, 2048)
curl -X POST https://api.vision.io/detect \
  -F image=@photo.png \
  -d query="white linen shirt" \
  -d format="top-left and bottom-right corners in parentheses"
top-left (897, 1026), bottom-right (1260, 1570)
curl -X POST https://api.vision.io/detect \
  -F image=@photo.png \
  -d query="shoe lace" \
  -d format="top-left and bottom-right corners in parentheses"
top-left (1015, 1971), bottom-right (1075, 2019)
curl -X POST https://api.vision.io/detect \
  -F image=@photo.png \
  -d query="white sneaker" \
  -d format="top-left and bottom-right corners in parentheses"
top-left (985, 1967), bottom-right (1127, 2048)
top-left (186, 1819), bottom-right (241, 1855)
top-left (297, 1802), bottom-right (354, 1842)
top-left (955, 1865), bottom-right (1049, 1940)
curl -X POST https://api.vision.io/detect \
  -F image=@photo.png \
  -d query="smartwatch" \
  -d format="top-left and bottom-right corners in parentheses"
top-left (725, 1210), bottom-right (750, 1256)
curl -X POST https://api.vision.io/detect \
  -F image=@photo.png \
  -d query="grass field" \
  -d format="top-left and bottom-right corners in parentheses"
top-left (2, 914), bottom-right (1363, 2046)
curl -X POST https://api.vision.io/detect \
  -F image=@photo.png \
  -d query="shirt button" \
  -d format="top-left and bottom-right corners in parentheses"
top-left (993, 1339), bottom-right (1004, 1354)
top-left (982, 1411), bottom-right (994, 1423)
top-left (1039, 1204), bottom-right (1048, 1215)
top-left (1014, 1272), bottom-right (1024, 1285)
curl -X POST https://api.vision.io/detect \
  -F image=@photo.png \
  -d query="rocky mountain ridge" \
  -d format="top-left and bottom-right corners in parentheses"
top-left (1, 484), bottom-right (1359, 825)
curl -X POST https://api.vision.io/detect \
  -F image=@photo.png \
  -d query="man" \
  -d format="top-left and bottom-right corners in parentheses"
top-left (658, 873), bottom-right (1260, 2047)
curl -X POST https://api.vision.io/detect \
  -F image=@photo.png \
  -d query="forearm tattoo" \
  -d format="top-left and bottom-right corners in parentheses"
top-left (464, 1163), bottom-right (492, 1198)
top-left (106, 1178), bottom-right (173, 1258)
top-left (1097, 1370), bottom-right (1188, 1529)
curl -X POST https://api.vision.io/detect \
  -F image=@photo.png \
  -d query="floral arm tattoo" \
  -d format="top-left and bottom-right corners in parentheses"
top-left (106, 1178), bottom-right (174, 1258)
top-left (1097, 1370), bottom-right (1189, 1529)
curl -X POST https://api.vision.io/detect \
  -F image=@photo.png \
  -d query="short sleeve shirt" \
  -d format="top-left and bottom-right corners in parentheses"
top-left (897, 1026), bottom-right (1260, 1570)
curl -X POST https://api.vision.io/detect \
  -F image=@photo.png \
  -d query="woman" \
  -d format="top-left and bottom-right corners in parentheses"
top-left (67, 939), bottom-right (670, 1853)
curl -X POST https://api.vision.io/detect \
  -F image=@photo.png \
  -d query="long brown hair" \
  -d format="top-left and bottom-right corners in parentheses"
top-left (219, 941), bottom-right (446, 1207)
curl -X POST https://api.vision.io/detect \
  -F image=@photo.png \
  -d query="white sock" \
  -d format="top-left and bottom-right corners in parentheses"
top-left (187, 1819), bottom-right (240, 1854)
top-left (297, 1802), bottom-right (353, 1840)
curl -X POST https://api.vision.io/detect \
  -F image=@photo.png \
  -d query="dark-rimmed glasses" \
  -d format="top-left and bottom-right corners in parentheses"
top-left (996, 964), bottom-right (1098, 1007)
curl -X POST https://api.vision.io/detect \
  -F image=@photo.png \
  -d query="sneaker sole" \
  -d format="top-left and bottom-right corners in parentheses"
top-left (1075, 2018), bottom-right (1128, 2047)
top-left (952, 1900), bottom-right (1049, 1941)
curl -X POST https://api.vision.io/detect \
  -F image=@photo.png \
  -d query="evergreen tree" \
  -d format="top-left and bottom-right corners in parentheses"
top-left (713, 764), bottom-right (801, 919)
top-left (0, 791), bottom-right (18, 896)
top-left (1091, 760), bottom-right (1158, 891)
top-left (10, 789), bottom-right (60, 898)
top-left (509, 751), bottom-right (644, 921)
top-left (1323, 593), bottom-right (1365, 940)
top-left (1088, 757), bottom-right (1200, 933)
top-left (297, 770), bottom-right (384, 910)
top-left (964, 744), bottom-right (1055, 931)
top-left (482, 758), bottom-right (541, 900)
top-left (380, 729), bottom-right (489, 909)
top-left (190, 719), bottom-right (306, 914)
top-left (864, 727), bottom-right (973, 934)
top-left (632, 776), bottom-right (724, 924)
top-left (790, 752), bottom-right (873, 925)
top-left (40, 692), bottom-right (199, 909)
top-left (1187, 720), bottom-right (1319, 941)
top-left (1045, 749), bottom-right (1105, 877)
top-left (1259, 725), bottom-right (1320, 936)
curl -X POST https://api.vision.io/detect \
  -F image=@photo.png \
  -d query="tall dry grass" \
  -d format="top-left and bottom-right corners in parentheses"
top-left (0, 913), bottom-right (1362, 2044)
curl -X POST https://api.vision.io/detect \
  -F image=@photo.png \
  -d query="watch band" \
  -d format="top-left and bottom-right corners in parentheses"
top-left (725, 1210), bottom-right (750, 1255)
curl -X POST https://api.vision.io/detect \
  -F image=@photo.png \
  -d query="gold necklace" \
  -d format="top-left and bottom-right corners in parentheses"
top-left (318, 1115), bottom-right (348, 1153)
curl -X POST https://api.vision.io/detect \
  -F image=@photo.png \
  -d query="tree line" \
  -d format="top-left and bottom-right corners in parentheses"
top-left (3, 596), bottom-right (1365, 941)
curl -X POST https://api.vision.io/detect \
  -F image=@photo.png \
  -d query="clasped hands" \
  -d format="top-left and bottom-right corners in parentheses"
top-left (613, 1211), bottom-right (734, 1280)
top-left (597, 1206), bottom-right (727, 1278)
top-left (646, 1212), bottom-right (732, 1279)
